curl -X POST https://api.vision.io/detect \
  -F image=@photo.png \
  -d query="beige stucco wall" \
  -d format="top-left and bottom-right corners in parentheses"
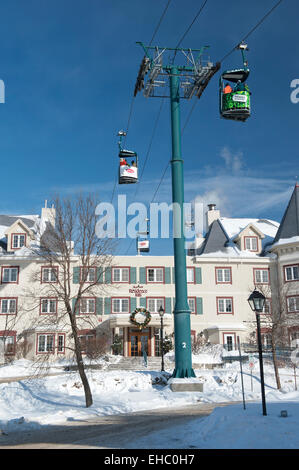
top-left (0, 242), bottom-right (298, 360)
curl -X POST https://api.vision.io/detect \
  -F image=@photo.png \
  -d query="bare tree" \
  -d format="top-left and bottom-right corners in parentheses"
top-left (247, 281), bottom-right (299, 390)
top-left (30, 193), bottom-right (116, 407)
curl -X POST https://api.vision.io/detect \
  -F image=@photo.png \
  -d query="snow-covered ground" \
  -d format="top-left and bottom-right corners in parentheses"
top-left (0, 351), bottom-right (298, 449)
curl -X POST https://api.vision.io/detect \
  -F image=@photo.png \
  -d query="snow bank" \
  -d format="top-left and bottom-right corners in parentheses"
top-left (0, 355), bottom-right (298, 450)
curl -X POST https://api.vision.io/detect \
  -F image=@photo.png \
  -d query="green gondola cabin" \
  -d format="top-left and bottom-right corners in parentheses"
top-left (219, 43), bottom-right (251, 122)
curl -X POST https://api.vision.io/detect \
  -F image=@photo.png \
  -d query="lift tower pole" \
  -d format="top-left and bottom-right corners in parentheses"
top-left (134, 43), bottom-right (220, 378)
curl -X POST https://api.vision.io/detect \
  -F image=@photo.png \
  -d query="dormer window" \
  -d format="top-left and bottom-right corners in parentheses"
top-left (11, 233), bottom-right (26, 250)
top-left (244, 236), bottom-right (258, 252)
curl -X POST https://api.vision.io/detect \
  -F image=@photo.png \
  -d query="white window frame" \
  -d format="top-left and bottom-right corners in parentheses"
top-left (287, 296), bottom-right (299, 313)
top-left (0, 335), bottom-right (15, 354)
top-left (12, 233), bottom-right (26, 249)
top-left (223, 333), bottom-right (235, 351)
top-left (147, 298), bottom-right (165, 314)
top-left (37, 334), bottom-right (55, 353)
top-left (216, 268), bottom-right (231, 283)
top-left (41, 267), bottom-right (58, 283)
top-left (147, 267), bottom-right (164, 283)
top-left (186, 268), bottom-right (195, 283)
top-left (57, 334), bottom-right (65, 353)
top-left (254, 268), bottom-right (269, 284)
top-left (244, 236), bottom-right (258, 251)
top-left (81, 267), bottom-right (96, 283)
top-left (112, 267), bottom-right (130, 283)
top-left (40, 298), bottom-right (57, 314)
top-left (0, 298), bottom-right (17, 314)
top-left (188, 297), bottom-right (196, 314)
top-left (262, 299), bottom-right (272, 314)
top-left (285, 265), bottom-right (299, 282)
top-left (80, 298), bottom-right (96, 314)
top-left (112, 298), bottom-right (130, 314)
top-left (217, 297), bottom-right (233, 314)
top-left (2, 267), bottom-right (18, 283)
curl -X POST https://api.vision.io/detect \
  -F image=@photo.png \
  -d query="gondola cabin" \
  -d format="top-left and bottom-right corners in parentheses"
top-left (137, 239), bottom-right (149, 253)
top-left (119, 149), bottom-right (138, 184)
top-left (220, 68), bottom-right (251, 122)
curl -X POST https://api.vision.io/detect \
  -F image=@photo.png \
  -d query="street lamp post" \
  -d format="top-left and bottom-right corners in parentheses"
top-left (159, 306), bottom-right (165, 372)
top-left (248, 289), bottom-right (267, 416)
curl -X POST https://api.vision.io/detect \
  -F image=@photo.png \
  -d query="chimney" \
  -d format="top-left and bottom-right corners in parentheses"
top-left (206, 203), bottom-right (220, 228)
top-left (41, 201), bottom-right (56, 228)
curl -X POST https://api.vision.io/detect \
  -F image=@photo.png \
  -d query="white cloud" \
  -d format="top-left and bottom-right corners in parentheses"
top-left (219, 146), bottom-right (244, 174)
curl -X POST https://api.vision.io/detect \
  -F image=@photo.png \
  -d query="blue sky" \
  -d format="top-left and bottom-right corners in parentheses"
top-left (0, 0), bottom-right (298, 255)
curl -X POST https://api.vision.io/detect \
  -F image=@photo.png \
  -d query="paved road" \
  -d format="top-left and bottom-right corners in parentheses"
top-left (0, 402), bottom-right (232, 449)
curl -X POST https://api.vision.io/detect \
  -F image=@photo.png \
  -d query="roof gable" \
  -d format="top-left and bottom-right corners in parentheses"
top-left (233, 223), bottom-right (265, 241)
top-left (4, 218), bottom-right (34, 237)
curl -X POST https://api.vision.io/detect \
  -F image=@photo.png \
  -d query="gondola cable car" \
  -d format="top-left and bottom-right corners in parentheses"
top-left (219, 43), bottom-right (251, 122)
top-left (117, 130), bottom-right (138, 184)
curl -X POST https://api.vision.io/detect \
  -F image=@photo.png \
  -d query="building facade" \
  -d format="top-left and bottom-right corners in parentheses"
top-left (0, 186), bottom-right (298, 361)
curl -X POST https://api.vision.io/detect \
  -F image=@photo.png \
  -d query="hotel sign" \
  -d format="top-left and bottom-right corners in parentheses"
top-left (129, 284), bottom-right (148, 297)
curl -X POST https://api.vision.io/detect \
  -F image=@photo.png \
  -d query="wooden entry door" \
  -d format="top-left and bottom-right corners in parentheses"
top-left (129, 329), bottom-right (151, 357)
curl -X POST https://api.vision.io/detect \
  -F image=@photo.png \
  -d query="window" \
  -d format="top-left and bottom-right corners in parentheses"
top-left (188, 297), bottom-right (196, 314)
top-left (186, 268), bottom-right (195, 283)
top-left (285, 265), bottom-right (299, 282)
top-left (41, 267), bottom-right (58, 283)
top-left (57, 334), bottom-right (65, 353)
top-left (80, 267), bottom-right (96, 283)
top-left (147, 267), bottom-right (164, 283)
top-left (78, 331), bottom-right (96, 354)
top-left (1, 267), bottom-right (19, 283)
top-left (37, 334), bottom-right (54, 353)
top-left (254, 268), bottom-right (269, 284)
top-left (244, 236), bottom-right (258, 252)
top-left (154, 328), bottom-right (161, 357)
top-left (11, 233), bottom-right (26, 249)
top-left (112, 267), bottom-right (130, 283)
top-left (112, 298), bottom-right (130, 313)
top-left (80, 298), bottom-right (96, 314)
top-left (147, 298), bottom-right (165, 313)
top-left (217, 297), bottom-right (233, 314)
top-left (262, 299), bottom-right (272, 315)
top-left (40, 298), bottom-right (57, 314)
top-left (0, 335), bottom-right (15, 354)
top-left (223, 333), bottom-right (235, 351)
top-left (216, 267), bottom-right (232, 284)
top-left (287, 296), bottom-right (299, 313)
top-left (0, 298), bottom-right (17, 314)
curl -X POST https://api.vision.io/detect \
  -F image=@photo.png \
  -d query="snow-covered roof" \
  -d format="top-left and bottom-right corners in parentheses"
top-left (197, 217), bottom-right (279, 258)
top-left (219, 218), bottom-right (279, 240)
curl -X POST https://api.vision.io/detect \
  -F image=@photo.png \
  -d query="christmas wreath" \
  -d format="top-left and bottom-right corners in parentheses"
top-left (129, 308), bottom-right (151, 330)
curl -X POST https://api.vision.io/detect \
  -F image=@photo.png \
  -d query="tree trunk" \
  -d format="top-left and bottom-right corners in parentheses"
top-left (68, 305), bottom-right (93, 407)
top-left (75, 346), bottom-right (93, 408)
top-left (272, 338), bottom-right (281, 390)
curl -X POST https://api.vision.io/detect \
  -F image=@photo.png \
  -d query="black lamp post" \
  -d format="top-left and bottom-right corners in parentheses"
top-left (248, 289), bottom-right (267, 416)
top-left (159, 305), bottom-right (165, 372)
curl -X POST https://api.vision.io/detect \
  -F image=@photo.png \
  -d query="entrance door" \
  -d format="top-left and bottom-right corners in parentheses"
top-left (129, 329), bottom-right (150, 356)
top-left (223, 333), bottom-right (236, 351)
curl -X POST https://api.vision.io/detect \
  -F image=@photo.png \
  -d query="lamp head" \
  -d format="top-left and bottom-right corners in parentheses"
top-left (247, 290), bottom-right (266, 313)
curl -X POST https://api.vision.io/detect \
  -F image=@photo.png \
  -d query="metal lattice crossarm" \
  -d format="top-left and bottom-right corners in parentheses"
top-left (134, 42), bottom-right (220, 100)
